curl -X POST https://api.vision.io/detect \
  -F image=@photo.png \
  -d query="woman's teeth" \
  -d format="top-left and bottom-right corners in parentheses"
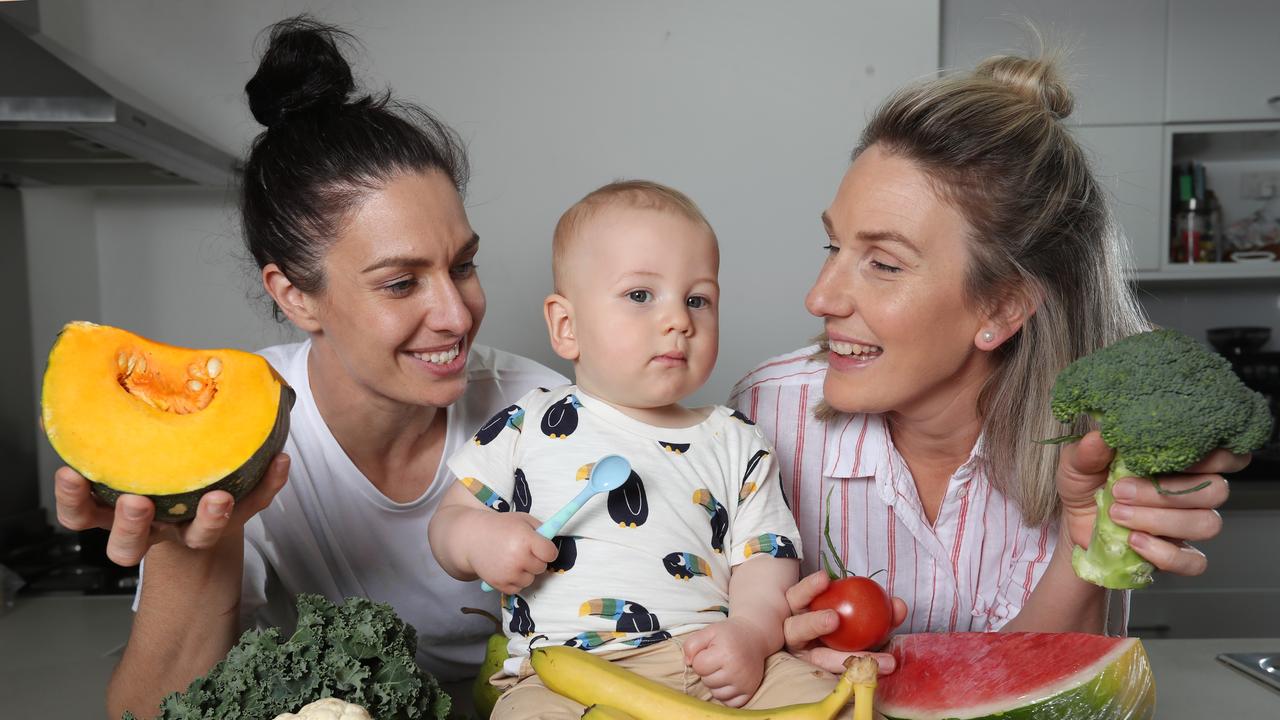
top-left (829, 340), bottom-right (883, 357)
top-left (412, 344), bottom-right (460, 365)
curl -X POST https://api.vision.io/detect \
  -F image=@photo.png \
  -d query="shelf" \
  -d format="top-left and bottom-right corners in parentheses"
top-left (1133, 261), bottom-right (1280, 284)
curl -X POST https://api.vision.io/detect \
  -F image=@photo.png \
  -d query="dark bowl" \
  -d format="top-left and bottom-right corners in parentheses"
top-left (1207, 326), bottom-right (1272, 357)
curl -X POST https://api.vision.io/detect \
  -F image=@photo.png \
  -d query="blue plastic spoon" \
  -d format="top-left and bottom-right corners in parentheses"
top-left (481, 454), bottom-right (631, 592)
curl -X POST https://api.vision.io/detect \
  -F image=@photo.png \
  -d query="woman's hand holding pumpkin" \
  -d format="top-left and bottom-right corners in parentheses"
top-left (53, 454), bottom-right (290, 566)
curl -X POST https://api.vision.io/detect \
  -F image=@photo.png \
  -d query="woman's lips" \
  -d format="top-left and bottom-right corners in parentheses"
top-left (825, 336), bottom-right (883, 371)
top-left (406, 339), bottom-right (467, 375)
top-left (827, 348), bottom-right (881, 371)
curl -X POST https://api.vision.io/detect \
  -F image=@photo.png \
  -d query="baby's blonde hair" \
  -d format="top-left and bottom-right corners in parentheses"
top-left (552, 180), bottom-right (716, 292)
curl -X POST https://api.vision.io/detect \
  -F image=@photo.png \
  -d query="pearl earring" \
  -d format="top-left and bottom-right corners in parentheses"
top-left (981, 331), bottom-right (995, 343)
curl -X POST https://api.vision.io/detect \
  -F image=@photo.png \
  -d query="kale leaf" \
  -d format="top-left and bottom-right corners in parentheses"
top-left (123, 594), bottom-right (451, 720)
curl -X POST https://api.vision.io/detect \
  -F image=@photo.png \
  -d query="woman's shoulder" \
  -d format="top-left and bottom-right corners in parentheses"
top-left (465, 344), bottom-right (568, 388)
top-left (255, 340), bottom-right (309, 386)
top-left (728, 345), bottom-right (827, 406)
top-left (455, 344), bottom-right (569, 417)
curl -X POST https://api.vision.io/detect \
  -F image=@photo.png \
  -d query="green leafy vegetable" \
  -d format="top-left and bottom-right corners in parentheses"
top-left (1049, 329), bottom-right (1273, 590)
top-left (124, 594), bottom-right (451, 720)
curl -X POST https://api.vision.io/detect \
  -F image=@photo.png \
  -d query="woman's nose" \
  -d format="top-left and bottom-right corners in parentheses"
top-left (805, 264), bottom-right (853, 319)
top-left (425, 277), bottom-right (473, 335)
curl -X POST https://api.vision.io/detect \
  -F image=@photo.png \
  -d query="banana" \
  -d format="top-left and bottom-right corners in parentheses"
top-left (581, 706), bottom-right (639, 719)
top-left (530, 645), bottom-right (877, 720)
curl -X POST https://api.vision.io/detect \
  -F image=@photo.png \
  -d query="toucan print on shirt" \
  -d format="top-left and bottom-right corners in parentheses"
top-left (446, 384), bottom-right (802, 661)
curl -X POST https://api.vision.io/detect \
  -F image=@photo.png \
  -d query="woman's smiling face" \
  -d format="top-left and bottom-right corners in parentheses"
top-left (805, 144), bottom-right (997, 419)
top-left (311, 170), bottom-right (486, 408)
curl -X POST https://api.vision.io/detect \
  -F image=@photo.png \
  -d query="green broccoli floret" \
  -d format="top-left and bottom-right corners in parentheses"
top-left (1049, 328), bottom-right (1272, 590)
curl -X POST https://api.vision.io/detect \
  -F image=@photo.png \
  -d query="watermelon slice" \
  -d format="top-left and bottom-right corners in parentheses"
top-left (876, 632), bottom-right (1155, 720)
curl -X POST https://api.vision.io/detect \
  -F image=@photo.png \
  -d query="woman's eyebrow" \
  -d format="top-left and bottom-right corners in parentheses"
top-left (361, 233), bottom-right (480, 273)
top-left (453, 234), bottom-right (481, 259)
top-left (821, 211), bottom-right (837, 237)
top-left (855, 229), bottom-right (921, 256)
top-left (821, 211), bottom-right (921, 256)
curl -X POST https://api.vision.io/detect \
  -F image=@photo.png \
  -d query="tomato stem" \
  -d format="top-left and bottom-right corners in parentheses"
top-left (822, 486), bottom-right (851, 580)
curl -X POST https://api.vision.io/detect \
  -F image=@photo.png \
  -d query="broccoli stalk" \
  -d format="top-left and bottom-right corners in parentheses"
top-left (1072, 456), bottom-right (1158, 589)
top-left (1048, 329), bottom-right (1273, 590)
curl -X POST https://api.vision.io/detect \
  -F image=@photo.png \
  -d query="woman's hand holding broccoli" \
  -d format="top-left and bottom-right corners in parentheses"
top-left (1050, 329), bottom-right (1269, 587)
top-left (1056, 432), bottom-right (1243, 580)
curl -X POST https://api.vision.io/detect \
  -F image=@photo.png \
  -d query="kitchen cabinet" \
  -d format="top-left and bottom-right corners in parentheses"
top-left (1127, 508), bottom-right (1280, 639)
top-left (1138, 121), bottom-right (1280, 281)
top-left (1165, 0), bottom-right (1280, 123)
top-left (941, 0), bottom-right (1167, 126)
top-left (943, 1), bottom-right (1280, 283)
top-left (1072, 125), bottom-right (1165, 272)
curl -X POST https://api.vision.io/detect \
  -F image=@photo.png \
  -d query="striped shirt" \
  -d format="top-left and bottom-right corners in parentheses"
top-left (729, 345), bottom-right (1058, 634)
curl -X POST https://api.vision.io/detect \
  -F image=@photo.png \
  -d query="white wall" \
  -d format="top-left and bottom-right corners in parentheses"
top-left (22, 188), bottom-right (101, 516)
top-left (93, 189), bottom-right (298, 353)
top-left (29, 0), bottom-right (942, 411)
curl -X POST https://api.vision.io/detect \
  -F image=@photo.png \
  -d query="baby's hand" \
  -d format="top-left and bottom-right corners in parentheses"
top-left (681, 618), bottom-right (770, 708)
top-left (468, 511), bottom-right (558, 595)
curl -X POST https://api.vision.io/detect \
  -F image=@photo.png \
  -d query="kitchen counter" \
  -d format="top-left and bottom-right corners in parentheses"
top-left (0, 593), bottom-right (132, 717)
top-left (1, 595), bottom-right (1277, 718)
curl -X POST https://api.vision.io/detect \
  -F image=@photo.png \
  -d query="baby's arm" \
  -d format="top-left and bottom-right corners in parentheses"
top-left (428, 481), bottom-right (559, 595)
top-left (682, 555), bottom-right (799, 707)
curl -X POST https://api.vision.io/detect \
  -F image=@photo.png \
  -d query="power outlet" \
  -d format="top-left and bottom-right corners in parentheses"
top-left (1240, 171), bottom-right (1280, 200)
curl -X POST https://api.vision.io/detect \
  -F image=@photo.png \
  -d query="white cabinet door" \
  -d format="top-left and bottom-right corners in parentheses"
top-left (1166, 0), bottom-right (1280, 122)
top-left (942, 0), bottom-right (1167, 125)
top-left (1072, 125), bottom-right (1165, 272)
top-left (1127, 509), bottom-right (1280, 638)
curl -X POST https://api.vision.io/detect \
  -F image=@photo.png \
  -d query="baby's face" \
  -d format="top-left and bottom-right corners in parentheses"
top-left (563, 205), bottom-right (719, 411)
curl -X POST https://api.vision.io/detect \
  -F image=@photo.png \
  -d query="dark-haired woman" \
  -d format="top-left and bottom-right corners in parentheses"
top-left (52, 19), bottom-right (565, 717)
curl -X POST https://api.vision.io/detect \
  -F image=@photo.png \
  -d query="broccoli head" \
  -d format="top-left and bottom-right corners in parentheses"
top-left (1050, 329), bottom-right (1272, 589)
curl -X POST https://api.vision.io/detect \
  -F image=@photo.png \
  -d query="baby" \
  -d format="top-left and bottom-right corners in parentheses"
top-left (430, 181), bottom-right (805, 719)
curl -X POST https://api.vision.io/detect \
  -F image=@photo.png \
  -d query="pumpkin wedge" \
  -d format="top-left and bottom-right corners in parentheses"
top-left (41, 322), bottom-right (294, 521)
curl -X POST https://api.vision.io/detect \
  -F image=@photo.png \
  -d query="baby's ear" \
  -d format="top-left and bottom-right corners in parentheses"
top-left (544, 293), bottom-right (579, 361)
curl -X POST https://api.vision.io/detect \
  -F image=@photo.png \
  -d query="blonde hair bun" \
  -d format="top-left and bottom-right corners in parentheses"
top-left (974, 55), bottom-right (1074, 120)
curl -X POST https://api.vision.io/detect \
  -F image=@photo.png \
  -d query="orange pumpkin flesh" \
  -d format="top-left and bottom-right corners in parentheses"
top-left (41, 322), bottom-right (294, 521)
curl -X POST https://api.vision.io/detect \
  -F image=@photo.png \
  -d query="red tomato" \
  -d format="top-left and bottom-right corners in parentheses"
top-left (810, 576), bottom-right (893, 652)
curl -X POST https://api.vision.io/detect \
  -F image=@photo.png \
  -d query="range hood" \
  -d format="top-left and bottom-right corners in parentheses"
top-left (0, 5), bottom-right (237, 187)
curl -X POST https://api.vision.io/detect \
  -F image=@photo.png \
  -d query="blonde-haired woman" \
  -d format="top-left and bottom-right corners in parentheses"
top-left (732, 54), bottom-right (1247, 675)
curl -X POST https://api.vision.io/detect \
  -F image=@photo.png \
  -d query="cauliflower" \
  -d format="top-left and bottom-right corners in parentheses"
top-left (274, 697), bottom-right (373, 720)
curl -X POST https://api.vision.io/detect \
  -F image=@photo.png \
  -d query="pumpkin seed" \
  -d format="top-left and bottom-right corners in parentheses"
top-left (187, 380), bottom-right (203, 392)
top-left (116, 352), bottom-right (127, 370)
top-left (126, 356), bottom-right (137, 373)
top-left (136, 356), bottom-right (146, 373)
top-left (206, 357), bottom-right (222, 378)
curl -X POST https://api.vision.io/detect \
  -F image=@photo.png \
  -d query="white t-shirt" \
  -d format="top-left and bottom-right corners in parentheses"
top-left (446, 385), bottom-right (802, 667)
top-left (136, 340), bottom-right (567, 682)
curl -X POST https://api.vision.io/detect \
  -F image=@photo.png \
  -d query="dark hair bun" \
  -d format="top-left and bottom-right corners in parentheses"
top-left (245, 16), bottom-right (356, 128)
top-left (975, 54), bottom-right (1074, 120)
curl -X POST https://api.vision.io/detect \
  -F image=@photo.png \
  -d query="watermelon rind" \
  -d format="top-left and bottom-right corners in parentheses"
top-left (877, 635), bottom-right (1155, 720)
